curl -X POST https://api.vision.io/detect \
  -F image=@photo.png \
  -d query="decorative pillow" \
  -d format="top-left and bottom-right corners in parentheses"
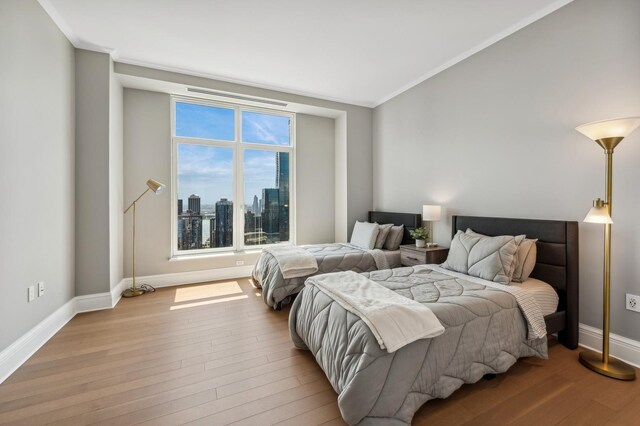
top-left (383, 225), bottom-right (405, 250)
top-left (350, 221), bottom-right (380, 250)
top-left (465, 229), bottom-right (537, 283)
top-left (511, 238), bottom-right (538, 282)
top-left (465, 229), bottom-right (525, 281)
top-left (374, 223), bottom-right (393, 249)
top-left (442, 230), bottom-right (520, 284)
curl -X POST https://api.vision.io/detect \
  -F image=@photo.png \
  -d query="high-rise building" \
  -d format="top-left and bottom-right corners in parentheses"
top-left (177, 216), bottom-right (184, 248)
top-left (188, 194), bottom-right (201, 214)
top-left (252, 195), bottom-right (259, 215)
top-left (214, 220), bottom-right (216, 248)
top-left (262, 188), bottom-right (279, 241)
top-left (177, 211), bottom-right (202, 250)
top-left (178, 199), bottom-right (183, 215)
top-left (215, 198), bottom-right (233, 247)
top-left (276, 152), bottom-right (289, 241)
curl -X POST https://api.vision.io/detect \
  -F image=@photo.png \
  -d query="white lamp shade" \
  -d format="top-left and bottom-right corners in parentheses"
top-left (422, 205), bottom-right (442, 221)
top-left (575, 117), bottom-right (640, 141)
top-left (584, 204), bottom-right (613, 224)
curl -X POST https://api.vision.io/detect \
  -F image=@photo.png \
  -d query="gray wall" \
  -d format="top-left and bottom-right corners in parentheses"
top-left (373, 0), bottom-right (640, 340)
top-left (296, 114), bottom-right (335, 244)
top-left (123, 90), bottom-right (340, 276)
top-left (0, 0), bottom-right (75, 350)
top-left (75, 50), bottom-right (112, 296)
top-left (75, 50), bottom-right (124, 295)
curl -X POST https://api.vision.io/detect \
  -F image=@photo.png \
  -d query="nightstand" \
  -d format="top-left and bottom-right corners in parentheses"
top-left (399, 244), bottom-right (449, 266)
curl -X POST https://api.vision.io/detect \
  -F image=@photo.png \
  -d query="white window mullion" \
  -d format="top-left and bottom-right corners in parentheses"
top-left (235, 106), bottom-right (244, 252)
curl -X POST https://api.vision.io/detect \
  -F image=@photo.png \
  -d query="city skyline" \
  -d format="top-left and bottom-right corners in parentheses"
top-left (177, 152), bottom-right (289, 250)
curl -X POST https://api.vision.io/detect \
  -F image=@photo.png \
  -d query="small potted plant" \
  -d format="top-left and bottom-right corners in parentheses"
top-left (409, 227), bottom-right (429, 248)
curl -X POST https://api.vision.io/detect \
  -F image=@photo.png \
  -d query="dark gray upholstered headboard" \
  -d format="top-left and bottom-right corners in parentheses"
top-left (452, 215), bottom-right (579, 349)
top-left (369, 211), bottom-right (422, 245)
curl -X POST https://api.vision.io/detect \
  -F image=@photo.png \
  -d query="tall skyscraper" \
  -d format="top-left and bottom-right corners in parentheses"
top-left (276, 152), bottom-right (290, 241)
top-left (178, 199), bottom-right (183, 215)
top-left (262, 188), bottom-right (279, 241)
top-left (252, 195), bottom-right (259, 215)
top-left (188, 194), bottom-right (201, 214)
top-left (209, 218), bottom-right (215, 249)
top-left (177, 211), bottom-right (202, 250)
top-left (215, 198), bottom-right (233, 247)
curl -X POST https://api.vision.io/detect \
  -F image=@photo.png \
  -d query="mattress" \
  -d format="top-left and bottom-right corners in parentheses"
top-left (382, 249), bottom-right (401, 268)
top-left (515, 277), bottom-right (559, 316)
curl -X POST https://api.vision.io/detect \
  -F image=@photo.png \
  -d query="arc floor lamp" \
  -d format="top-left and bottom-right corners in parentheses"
top-left (576, 117), bottom-right (640, 380)
top-left (123, 179), bottom-right (166, 298)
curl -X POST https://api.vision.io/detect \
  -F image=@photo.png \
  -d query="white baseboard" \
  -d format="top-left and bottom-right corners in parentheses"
top-left (120, 265), bottom-right (254, 289)
top-left (0, 267), bottom-right (253, 384)
top-left (111, 278), bottom-right (126, 307)
top-left (579, 323), bottom-right (640, 368)
top-left (0, 299), bottom-right (76, 384)
top-left (75, 291), bottom-right (113, 313)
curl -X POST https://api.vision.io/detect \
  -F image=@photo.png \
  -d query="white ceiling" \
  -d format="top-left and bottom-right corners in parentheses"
top-left (41, 0), bottom-right (573, 107)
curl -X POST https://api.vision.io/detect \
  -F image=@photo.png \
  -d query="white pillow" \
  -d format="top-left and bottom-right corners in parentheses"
top-left (374, 223), bottom-right (393, 249)
top-left (442, 230), bottom-right (520, 284)
top-left (350, 221), bottom-right (380, 249)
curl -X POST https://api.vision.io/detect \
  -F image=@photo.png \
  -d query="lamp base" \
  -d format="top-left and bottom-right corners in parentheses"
top-left (579, 349), bottom-right (636, 381)
top-left (122, 287), bottom-right (146, 298)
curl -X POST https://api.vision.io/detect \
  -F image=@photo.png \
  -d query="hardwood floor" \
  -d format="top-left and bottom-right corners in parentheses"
top-left (1, 277), bottom-right (638, 425)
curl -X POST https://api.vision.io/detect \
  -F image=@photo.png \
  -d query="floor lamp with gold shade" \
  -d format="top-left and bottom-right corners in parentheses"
top-left (123, 179), bottom-right (166, 298)
top-left (576, 117), bottom-right (640, 381)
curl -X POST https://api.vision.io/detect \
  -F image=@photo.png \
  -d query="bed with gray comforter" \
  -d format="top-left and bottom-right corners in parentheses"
top-left (253, 243), bottom-right (389, 309)
top-left (289, 266), bottom-right (548, 425)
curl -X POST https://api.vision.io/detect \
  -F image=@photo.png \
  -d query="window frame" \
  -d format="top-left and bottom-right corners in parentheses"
top-left (170, 96), bottom-right (296, 258)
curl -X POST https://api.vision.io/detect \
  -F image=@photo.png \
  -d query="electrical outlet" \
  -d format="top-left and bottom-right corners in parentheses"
top-left (236, 260), bottom-right (245, 266)
top-left (38, 281), bottom-right (45, 297)
top-left (626, 293), bottom-right (640, 313)
top-left (28, 286), bottom-right (35, 302)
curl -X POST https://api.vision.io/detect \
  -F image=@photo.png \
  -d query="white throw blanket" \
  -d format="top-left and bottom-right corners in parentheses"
top-left (264, 245), bottom-right (318, 279)
top-left (307, 271), bottom-right (445, 352)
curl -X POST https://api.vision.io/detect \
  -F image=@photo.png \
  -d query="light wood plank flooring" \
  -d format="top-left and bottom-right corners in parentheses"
top-left (1, 277), bottom-right (638, 425)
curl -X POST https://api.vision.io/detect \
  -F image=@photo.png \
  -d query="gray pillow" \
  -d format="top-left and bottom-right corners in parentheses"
top-left (383, 225), bottom-right (404, 250)
top-left (374, 223), bottom-right (393, 249)
top-left (465, 228), bottom-right (535, 283)
top-left (442, 230), bottom-right (520, 284)
top-left (465, 229), bottom-right (524, 282)
top-left (511, 238), bottom-right (538, 282)
top-left (350, 221), bottom-right (380, 249)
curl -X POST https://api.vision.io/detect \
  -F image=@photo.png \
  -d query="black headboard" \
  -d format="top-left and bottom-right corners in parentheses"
top-left (369, 211), bottom-right (422, 245)
top-left (452, 215), bottom-right (579, 349)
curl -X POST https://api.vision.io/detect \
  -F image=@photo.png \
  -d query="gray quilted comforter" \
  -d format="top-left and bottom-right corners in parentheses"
top-left (253, 243), bottom-right (387, 308)
top-left (289, 266), bottom-right (548, 425)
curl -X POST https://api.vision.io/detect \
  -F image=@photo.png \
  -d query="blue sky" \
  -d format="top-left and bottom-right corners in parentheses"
top-left (176, 102), bottom-right (290, 207)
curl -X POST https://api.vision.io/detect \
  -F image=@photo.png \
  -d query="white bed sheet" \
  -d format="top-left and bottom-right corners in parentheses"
top-left (513, 277), bottom-right (559, 316)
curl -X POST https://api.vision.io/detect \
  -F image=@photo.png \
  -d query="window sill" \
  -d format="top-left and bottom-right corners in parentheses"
top-left (168, 249), bottom-right (264, 262)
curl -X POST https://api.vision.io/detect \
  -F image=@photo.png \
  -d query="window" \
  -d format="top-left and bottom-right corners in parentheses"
top-left (172, 98), bottom-right (294, 256)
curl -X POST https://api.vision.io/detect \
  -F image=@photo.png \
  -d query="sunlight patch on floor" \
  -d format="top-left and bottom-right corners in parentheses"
top-left (170, 295), bottom-right (249, 310)
top-left (174, 281), bottom-right (243, 303)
